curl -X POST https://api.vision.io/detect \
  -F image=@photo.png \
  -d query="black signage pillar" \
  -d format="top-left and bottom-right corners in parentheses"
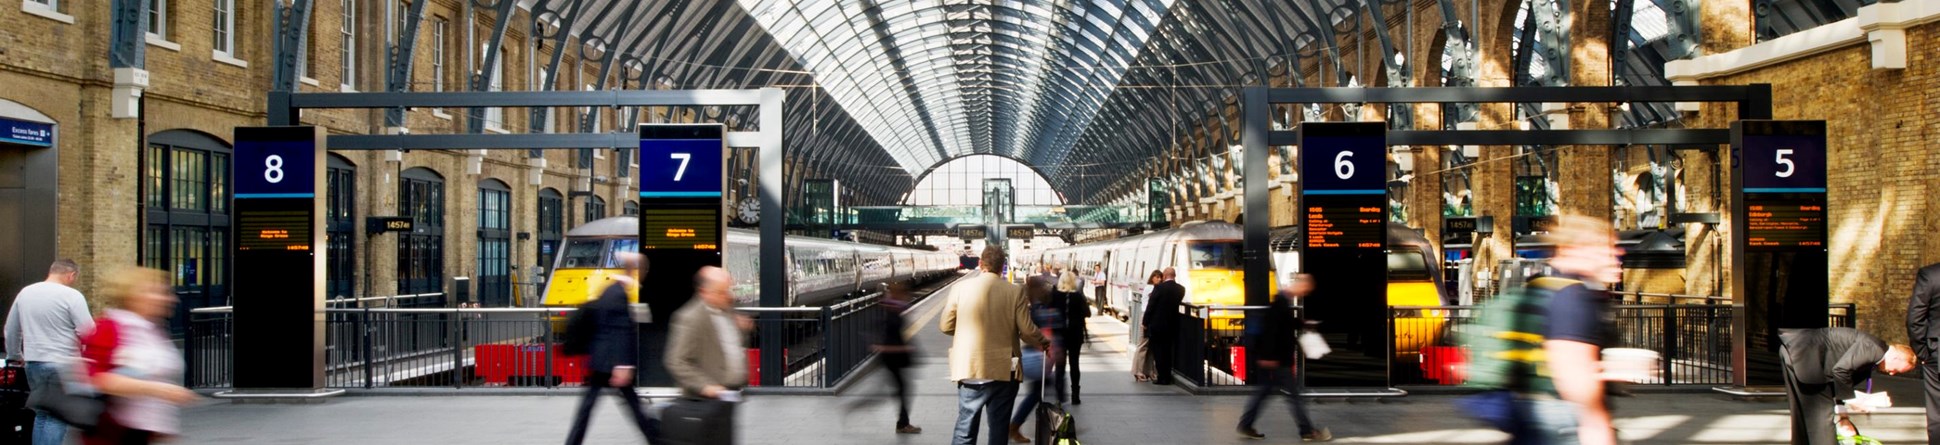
top-left (636, 124), bottom-right (728, 387)
top-left (229, 126), bottom-right (330, 394)
top-left (1731, 120), bottom-right (1828, 387)
top-left (1298, 122), bottom-right (1389, 387)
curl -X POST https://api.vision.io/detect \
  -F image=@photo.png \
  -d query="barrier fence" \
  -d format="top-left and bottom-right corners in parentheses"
top-left (185, 293), bottom-right (895, 390)
top-left (1164, 302), bottom-right (1859, 389)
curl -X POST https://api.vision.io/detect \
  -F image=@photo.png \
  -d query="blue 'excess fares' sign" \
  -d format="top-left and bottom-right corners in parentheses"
top-left (638, 138), bottom-right (724, 198)
top-left (1742, 133), bottom-right (1826, 193)
top-left (234, 138), bottom-right (317, 198)
top-left (0, 117), bottom-right (54, 147)
top-left (1300, 132), bottom-right (1386, 194)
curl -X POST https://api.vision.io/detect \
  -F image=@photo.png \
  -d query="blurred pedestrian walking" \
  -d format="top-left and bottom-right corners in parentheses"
top-left (3, 259), bottom-right (90, 445)
top-left (563, 253), bottom-right (657, 445)
top-left (1236, 273), bottom-right (1328, 441)
top-left (658, 266), bottom-right (752, 445)
top-left (1052, 271), bottom-right (1089, 404)
top-left (1008, 276), bottom-right (1056, 443)
top-left (941, 246), bottom-right (1047, 445)
top-left (1901, 262), bottom-right (1940, 444)
top-left (79, 267), bottom-right (197, 445)
top-left (874, 281), bottom-right (921, 434)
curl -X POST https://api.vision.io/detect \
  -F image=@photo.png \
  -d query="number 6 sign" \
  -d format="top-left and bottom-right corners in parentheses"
top-left (1300, 122), bottom-right (1386, 194)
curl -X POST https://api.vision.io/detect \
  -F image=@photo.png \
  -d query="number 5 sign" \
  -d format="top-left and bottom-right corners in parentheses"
top-left (234, 126), bottom-right (321, 199)
top-left (1733, 120), bottom-right (1826, 193)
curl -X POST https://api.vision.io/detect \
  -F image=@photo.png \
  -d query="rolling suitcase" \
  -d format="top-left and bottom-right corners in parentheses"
top-left (660, 397), bottom-right (735, 445)
top-left (1032, 351), bottom-right (1079, 445)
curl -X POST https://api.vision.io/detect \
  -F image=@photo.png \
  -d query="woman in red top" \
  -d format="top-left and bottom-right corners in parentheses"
top-left (80, 267), bottom-right (198, 445)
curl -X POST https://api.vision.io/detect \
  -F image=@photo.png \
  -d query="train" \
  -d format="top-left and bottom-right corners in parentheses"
top-left (1027, 221), bottom-right (1449, 351)
top-left (1027, 221), bottom-right (1266, 333)
top-left (539, 217), bottom-right (960, 313)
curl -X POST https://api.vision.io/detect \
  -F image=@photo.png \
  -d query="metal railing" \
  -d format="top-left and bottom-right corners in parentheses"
top-left (1159, 301), bottom-right (1861, 389)
top-left (185, 292), bottom-right (904, 390)
top-left (1391, 302), bottom-right (1860, 387)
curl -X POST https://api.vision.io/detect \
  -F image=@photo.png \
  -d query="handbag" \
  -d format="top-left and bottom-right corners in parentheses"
top-left (1298, 331), bottom-right (1331, 359)
top-left (26, 365), bottom-right (105, 431)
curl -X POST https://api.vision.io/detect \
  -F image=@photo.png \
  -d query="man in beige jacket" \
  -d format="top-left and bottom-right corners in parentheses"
top-left (665, 266), bottom-right (752, 399)
top-left (942, 246), bottom-right (1048, 445)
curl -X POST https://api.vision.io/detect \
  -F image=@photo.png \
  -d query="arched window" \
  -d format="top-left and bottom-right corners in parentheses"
top-left (583, 195), bottom-right (607, 224)
top-left (903, 154), bottom-right (1063, 206)
top-left (142, 130), bottom-right (232, 332)
top-left (326, 154), bottom-right (357, 300)
top-left (623, 201), bottom-right (638, 216)
top-left (537, 188), bottom-right (565, 270)
top-left (398, 167), bottom-right (445, 299)
top-left (476, 179), bottom-right (511, 306)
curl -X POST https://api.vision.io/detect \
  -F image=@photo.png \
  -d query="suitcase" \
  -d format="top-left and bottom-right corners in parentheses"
top-left (660, 397), bottom-right (734, 445)
top-left (1032, 351), bottom-right (1079, 445)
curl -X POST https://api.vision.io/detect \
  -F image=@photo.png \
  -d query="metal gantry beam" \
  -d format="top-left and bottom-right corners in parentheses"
top-left (271, 0), bottom-right (315, 94)
top-left (465, 0), bottom-right (519, 134)
top-left (383, 0), bottom-right (431, 129)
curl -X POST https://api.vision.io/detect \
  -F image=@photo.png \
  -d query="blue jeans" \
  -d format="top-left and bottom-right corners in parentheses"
top-left (1010, 377), bottom-right (1043, 426)
top-left (953, 381), bottom-right (1017, 445)
top-left (1237, 364), bottom-right (1317, 435)
top-left (25, 361), bottom-right (68, 445)
top-left (1507, 397), bottom-right (1580, 445)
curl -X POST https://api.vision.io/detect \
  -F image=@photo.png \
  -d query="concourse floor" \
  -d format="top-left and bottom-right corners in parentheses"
top-left (180, 290), bottom-right (1931, 444)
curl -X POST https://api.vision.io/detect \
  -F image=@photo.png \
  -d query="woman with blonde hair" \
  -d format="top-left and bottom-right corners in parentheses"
top-left (80, 267), bottom-right (197, 445)
top-left (1052, 271), bottom-right (1091, 404)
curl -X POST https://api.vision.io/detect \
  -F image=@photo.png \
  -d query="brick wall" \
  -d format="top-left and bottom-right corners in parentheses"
top-left (1688, 22), bottom-right (1940, 342)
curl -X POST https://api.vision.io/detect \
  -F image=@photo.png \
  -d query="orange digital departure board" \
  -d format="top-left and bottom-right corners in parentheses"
top-left (237, 209), bottom-right (313, 251)
top-left (641, 207), bottom-right (721, 250)
top-left (1304, 197), bottom-right (1384, 249)
top-left (1746, 200), bottom-right (1826, 249)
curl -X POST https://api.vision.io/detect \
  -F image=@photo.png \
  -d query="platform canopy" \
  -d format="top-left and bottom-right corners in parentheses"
top-left (521, 0), bottom-right (1700, 205)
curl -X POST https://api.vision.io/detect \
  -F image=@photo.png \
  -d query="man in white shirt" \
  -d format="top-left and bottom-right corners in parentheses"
top-left (4, 259), bottom-right (91, 445)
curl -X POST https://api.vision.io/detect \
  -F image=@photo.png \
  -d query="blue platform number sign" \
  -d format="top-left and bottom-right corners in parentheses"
top-left (234, 129), bottom-right (318, 198)
top-left (1740, 121), bottom-right (1826, 193)
top-left (638, 136), bottom-right (724, 198)
top-left (1300, 123), bottom-right (1387, 194)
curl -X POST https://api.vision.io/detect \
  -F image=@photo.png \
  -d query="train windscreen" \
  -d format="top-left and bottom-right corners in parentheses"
top-left (1186, 242), bottom-right (1241, 270)
top-left (1387, 248), bottom-right (1432, 280)
top-left (603, 239), bottom-right (641, 267)
top-left (558, 240), bottom-right (607, 269)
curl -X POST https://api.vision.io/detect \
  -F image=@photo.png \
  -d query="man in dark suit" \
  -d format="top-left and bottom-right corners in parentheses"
top-left (1905, 262), bottom-right (1940, 444)
top-left (1778, 327), bottom-right (1916, 445)
top-left (1142, 267), bottom-right (1186, 385)
top-left (564, 253), bottom-right (657, 445)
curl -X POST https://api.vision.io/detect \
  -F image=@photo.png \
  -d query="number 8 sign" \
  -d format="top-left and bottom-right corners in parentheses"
top-left (233, 127), bottom-right (320, 198)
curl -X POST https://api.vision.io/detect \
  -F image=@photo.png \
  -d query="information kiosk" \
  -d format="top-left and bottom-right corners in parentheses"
top-left (636, 124), bottom-right (728, 387)
top-left (226, 126), bottom-right (336, 397)
top-left (1297, 122), bottom-right (1388, 387)
top-left (1731, 120), bottom-right (1828, 388)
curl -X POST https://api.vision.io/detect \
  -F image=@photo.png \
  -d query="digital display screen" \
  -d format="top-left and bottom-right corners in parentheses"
top-left (237, 208), bottom-right (313, 252)
top-left (1304, 194), bottom-right (1384, 249)
top-left (1746, 195), bottom-right (1826, 249)
top-left (1300, 123), bottom-right (1387, 193)
top-left (641, 205), bottom-right (722, 250)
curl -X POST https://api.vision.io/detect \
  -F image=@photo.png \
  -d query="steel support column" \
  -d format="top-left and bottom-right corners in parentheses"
top-left (1241, 87), bottom-right (1271, 306)
top-left (383, 0), bottom-right (430, 129)
top-left (464, 0), bottom-right (518, 134)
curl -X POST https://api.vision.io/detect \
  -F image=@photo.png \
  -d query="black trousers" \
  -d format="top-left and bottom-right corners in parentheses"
top-left (1925, 360), bottom-right (1940, 444)
top-left (887, 362), bottom-right (913, 428)
top-left (1781, 363), bottom-right (1836, 445)
top-left (565, 371), bottom-right (658, 445)
top-left (1149, 329), bottom-right (1176, 384)
top-left (1060, 341), bottom-right (1082, 399)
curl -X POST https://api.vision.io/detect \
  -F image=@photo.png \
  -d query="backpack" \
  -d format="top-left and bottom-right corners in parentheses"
top-left (1458, 276), bottom-right (1577, 391)
top-left (560, 303), bottom-right (599, 356)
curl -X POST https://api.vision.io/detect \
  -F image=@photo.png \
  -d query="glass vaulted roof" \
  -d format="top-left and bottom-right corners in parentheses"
top-left (738, 0), bottom-right (1177, 173)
